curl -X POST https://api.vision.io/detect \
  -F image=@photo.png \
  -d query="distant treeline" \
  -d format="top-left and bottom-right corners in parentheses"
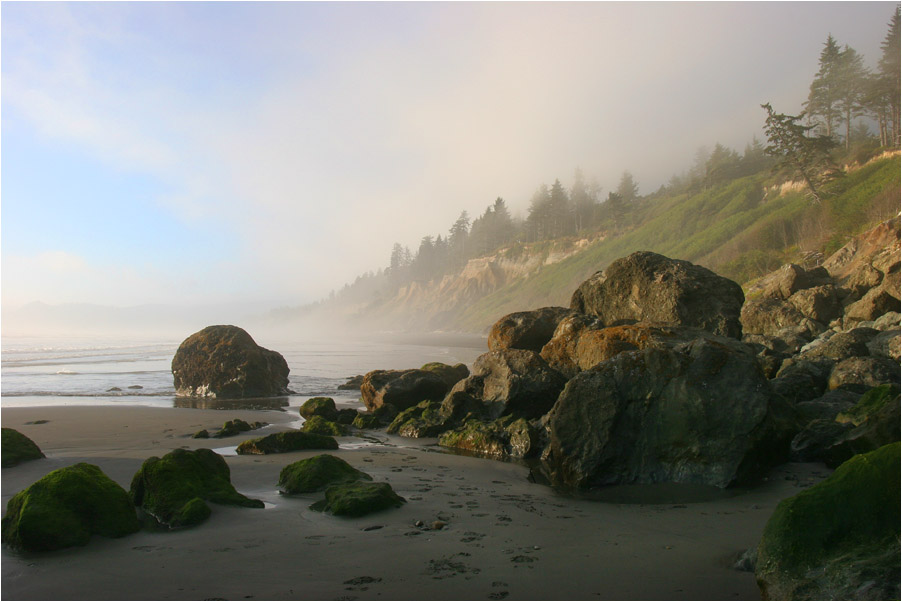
top-left (330, 6), bottom-right (900, 306)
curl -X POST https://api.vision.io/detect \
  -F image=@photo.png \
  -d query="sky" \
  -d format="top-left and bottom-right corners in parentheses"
top-left (1, 1), bottom-right (897, 316)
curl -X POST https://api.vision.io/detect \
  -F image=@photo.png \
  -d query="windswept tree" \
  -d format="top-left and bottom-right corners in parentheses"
top-left (761, 102), bottom-right (840, 203)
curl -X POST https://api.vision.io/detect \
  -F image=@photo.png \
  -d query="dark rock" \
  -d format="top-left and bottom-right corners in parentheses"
top-left (747, 264), bottom-right (832, 300)
top-left (788, 284), bottom-right (843, 324)
top-left (130, 448), bottom-right (263, 529)
top-left (310, 482), bottom-right (406, 517)
top-left (336, 408), bottom-right (359, 425)
top-left (2, 428), bottom-right (45, 468)
top-left (419, 362), bottom-right (470, 388)
top-left (302, 416), bottom-right (348, 436)
top-left (755, 443), bottom-right (900, 601)
top-left (216, 419), bottom-right (253, 438)
top-left (438, 416), bottom-right (539, 459)
top-left (278, 454), bottom-right (371, 494)
top-left (771, 358), bottom-right (833, 404)
top-left (387, 400), bottom-right (447, 438)
top-left (360, 369), bottom-right (449, 413)
top-left (236, 430), bottom-right (338, 455)
top-left (800, 328), bottom-right (875, 361)
top-left (2, 463), bottom-right (140, 552)
top-left (171, 325), bottom-right (290, 398)
top-left (352, 413), bottom-right (382, 430)
top-left (300, 397), bottom-right (340, 421)
top-left (844, 287), bottom-right (901, 325)
top-left (828, 356), bottom-right (901, 393)
top-left (337, 375), bottom-right (365, 391)
top-left (455, 349), bottom-right (566, 420)
top-left (790, 419), bottom-right (855, 462)
top-left (741, 298), bottom-right (822, 338)
top-left (837, 384), bottom-right (901, 426)
top-left (544, 338), bottom-right (788, 489)
top-left (571, 251), bottom-right (745, 339)
top-left (794, 390), bottom-right (861, 423)
top-left (867, 328), bottom-right (901, 361)
top-left (743, 331), bottom-right (809, 358)
top-left (487, 306), bottom-right (574, 352)
top-left (192, 429), bottom-right (210, 439)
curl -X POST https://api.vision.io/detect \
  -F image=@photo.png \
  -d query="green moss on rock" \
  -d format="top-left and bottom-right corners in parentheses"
top-left (420, 362), bottom-right (470, 388)
top-left (352, 413), bottom-right (381, 430)
top-left (236, 430), bottom-right (338, 455)
top-left (756, 442), bottom-right (901, 600)
top-left (300, 397), bottom-right (339, 421)
top-left (310, 482), bottom-right (406, 517)
top-left (279, 454), bottom-right (372, 494)
top-left (386, 400), bottom-right (446, 437)
top-left (2, 428), bottom-right (45, 468)
top-left (302, 415), bottom-right (348, 436)
top-left (836, 384), bottom-right (900, 426)
top-left (130, 448), bottom-right (263, 528)
top-left (438, 416), bottom-right (538, 459)
top-left (216, 419), bottom-right (252, 438)
top-left (2, 463), bottom-right (140, 552)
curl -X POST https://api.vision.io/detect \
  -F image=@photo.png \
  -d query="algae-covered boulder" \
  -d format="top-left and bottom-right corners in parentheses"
top-left (2, 463), bottom-right (140, 552)
top-left (2, 428), bottom-right (45, 468)
top-left (360, 369), bottom-right (449, 412)
top-left (351, 413), bottom-right (382, 430)
top-left (837, 383), bottom-right (901, 426)
top-left (130, 448), bottom-right (263, 528)
top-left (172, 325), bottom-right (291, 398)
top-left (301, 415), bottom-right (348, 436)
top-left (756, 443), bottom-right (901, 600)
top-left (310, 482), bottom-right (406, 517)
top-left (571, 251), bottom-right (745, 339)
top-left (216, 418), bottom-right (253, 438)
top-left (438, 416), bottom-right (539, 459)
top-left (236, 430), bottom-right (338, 455)
top-left (278, 454), bottom-right (372, 494)
top-left (300, 397), bottom-right (339, 421)
top-left (386, 400), bottom-right (447, 438)
top-left (419, 362), bottom-right (470, 388)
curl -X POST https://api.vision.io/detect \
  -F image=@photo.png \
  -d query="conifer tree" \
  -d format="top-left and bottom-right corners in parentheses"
top-left (616, 171), bottom-right (639, 202)
top-left (878, 6), bottom-right (901, 147)
top-left (836, 45), bottom-right (870, 151)
top-left (806, 35), bottom-right (844, 138)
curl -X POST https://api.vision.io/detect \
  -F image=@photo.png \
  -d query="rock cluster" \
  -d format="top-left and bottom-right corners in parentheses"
top-left (172, 325), bottom-right (291, 399)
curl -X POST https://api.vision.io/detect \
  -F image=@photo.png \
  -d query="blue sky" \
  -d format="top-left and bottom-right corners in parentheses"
top-left (2, 1), bottom-right (896, 313)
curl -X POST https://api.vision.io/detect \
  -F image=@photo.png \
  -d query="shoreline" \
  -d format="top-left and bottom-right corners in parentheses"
top-left (1, 404), bottom-right (829, 601)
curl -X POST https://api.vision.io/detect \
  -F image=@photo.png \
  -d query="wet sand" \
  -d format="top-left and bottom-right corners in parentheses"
top-left (1, 405), bottom-right (829, 601)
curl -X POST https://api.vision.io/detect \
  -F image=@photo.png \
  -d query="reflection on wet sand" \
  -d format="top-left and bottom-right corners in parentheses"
top-left (173, 396), bottom-right (290, 411)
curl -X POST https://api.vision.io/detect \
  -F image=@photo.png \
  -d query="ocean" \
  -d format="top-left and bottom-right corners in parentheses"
top-left (0, 333), bottom-right (486, 411)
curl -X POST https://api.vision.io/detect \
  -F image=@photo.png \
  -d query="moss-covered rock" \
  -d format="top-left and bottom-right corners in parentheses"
top-left (236, 430), bottom-right (338, 455)
top-left (335, 408), bottom-right (358, 425)
top-left (130, 448), bottom-right (263, 528)
top-left (299, 397), bottom-right (339, 421)
top-left (310, 482), bottom-right (406, 517)
top-left (419, 362), bottom-right (470, 388)
top-left (352, 413), bottom-right (381, 430)
top-left (302, 415), bottom-right (348, 436)
top-left (278, 454), bottom-right (372, 494)
top-left (2, 428), bottom-right (45, 468)
top-left (756, 443), bottom-right (901, 600)
top-left (216, 418), bottom-right (253, 438)
top-left (2, 463), bottom-right (140, 552)
top-left (192, 429), bottom-right (210, 439)
top-left (836, 384), bottom-right (900, 426)
top-left (386, 400), bottom-right (446, 438)
top-left (438, 416), bottom-right (539, 459)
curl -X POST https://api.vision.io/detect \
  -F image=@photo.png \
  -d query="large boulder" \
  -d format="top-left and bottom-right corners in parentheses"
top-left (822, 216), bottom-right (900, 296)
top-left (419, 362), bottom-right (470, 388)
top-left (741, 298), bottom-right (822, 338)
top-left (487, 306), bottom-right (574, 352)
top-left (310, 482), bottom-right (406, 517)
top-left (2, 428), bottom-right (45, 468)
top-left (755, 443), bottom-right (900, 601)
top-left (827, 356), bottom-right (901, 393)
top-left (2, 463), bottom-right (140, 552)
top-left (438, 416), bottom-right (539, 459)
top-left (544, 337), bottom-right (788, 489)
top-left (278, 455), bottom-right (371, 494)
top-left (172, 325), bottom-right (290, 398)
top-left (746, 264), bottom-right (832, 300)
top-left (360, 369), bottom-right (449, 412)
top-left (451, 349), bottom-right (567, 420)
top-left (236, 430), bottom-right (338, 455)
top-left (130, 448), bottom-right (263, 528)
top-left (299, 397), bottom-right (339, 421)
top-left (570, 251), bottom-right (745, 339)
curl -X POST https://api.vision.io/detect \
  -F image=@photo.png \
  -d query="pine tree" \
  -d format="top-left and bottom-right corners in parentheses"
top-left (806, 34), bottom-right (844, 138)
top-left (547, 178), bottom-right (573, 238)
top-left (761, 102), bottom-right (840, 203)
top-left (878, 6), bottom-right (901, 147)
top-left (616, 171), bottom-right (639, 202)
top-left (836, 45), bottom-right (870, 151)
top-left (571, 168), bottom-right (597, 233)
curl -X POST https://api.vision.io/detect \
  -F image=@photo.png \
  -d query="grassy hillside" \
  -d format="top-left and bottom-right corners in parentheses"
top-left (455, 155), bottom-right (900, 332)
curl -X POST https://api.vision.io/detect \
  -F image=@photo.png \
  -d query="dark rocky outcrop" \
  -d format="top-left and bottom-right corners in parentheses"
top-left (130, 448), bottom-right (263, 528)
top-left (2, 463), bottom-right (140, 552)
top-left (755, 443), bottom-right (900, 601)
top-left (2, 428), bottom-right (45, 468)
top-left (300, 397), bottom-right (340, 421)
top-left (570, 251), bottom-right (745, 339)
top-left (171, 325), bottom-right (291, 398)
top-left (827, 356), bottom-right (900, 393)
top-left (337, 375), bottom-right (365, 391)
top-left (438, 416), bottom-right (539, 459)
top-left (419, 362), bottom-right (470, 388)
top-left (487, 306), bottom-right (574, 352)
top-left (301, 415), bottom-right (348, 436)
top-left (310, 482), bottom-right (406, 517)
top-left (278, 455), bottom-right (371, 494)
top-left (386, 400), bottom-right (447, 438)
top-left (235, 430), bottom-right (338, 455)
top-left (360, 369), bottom-right (449, 412)
top-left (543, 337), bottom-right (789, 489)
top-left (746, 264), bottom-right (833, 300)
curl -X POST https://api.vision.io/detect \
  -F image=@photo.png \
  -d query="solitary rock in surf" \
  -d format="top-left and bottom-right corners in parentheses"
top-left (172, 325), bottom-right (291, 399)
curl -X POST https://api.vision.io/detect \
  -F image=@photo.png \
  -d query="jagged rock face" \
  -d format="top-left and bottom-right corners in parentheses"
top-left (822, 217), bottom-right (900, 290)
top-left (755, 443), bottom-right (901, 601)
top-left (487, 306), bottom-right (574, 352)
top-left (360, 369), bottom-right (449, 412)
top-left (570, 251), bottom-right (745, 339)
top-left (458, 349), bottom-right (567, 420)
top-left (171, 325), bottom-right (290, 399)
top-left (746, 264), bottom-right (832, 300)
top-left (544, 338), bottom-right (787, 489)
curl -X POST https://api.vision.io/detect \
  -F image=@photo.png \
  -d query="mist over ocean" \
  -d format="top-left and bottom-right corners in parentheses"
top-left (0, 334), bottom-right (484, 409)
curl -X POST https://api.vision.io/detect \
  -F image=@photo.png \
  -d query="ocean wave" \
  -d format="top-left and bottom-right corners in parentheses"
top-left (1, 390), bottom-right (177, 398)
top-left (55, 370), bottom-right (80, 375)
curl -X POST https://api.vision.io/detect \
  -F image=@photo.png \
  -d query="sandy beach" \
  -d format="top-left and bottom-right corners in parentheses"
top-left (1, 404), bottom-right (828, 601)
